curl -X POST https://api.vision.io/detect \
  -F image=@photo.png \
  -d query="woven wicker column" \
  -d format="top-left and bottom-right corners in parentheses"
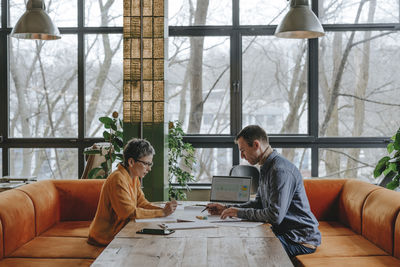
top-left (123, 0), bottom-right (167, 201)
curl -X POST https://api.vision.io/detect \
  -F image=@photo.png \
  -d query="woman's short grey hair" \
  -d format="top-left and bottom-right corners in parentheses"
top-left (123, 138), bottom-right (155, 166)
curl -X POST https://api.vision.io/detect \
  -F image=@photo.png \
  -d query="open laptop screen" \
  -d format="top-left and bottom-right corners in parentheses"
top-left (210, 176), bottom-right (252, 203)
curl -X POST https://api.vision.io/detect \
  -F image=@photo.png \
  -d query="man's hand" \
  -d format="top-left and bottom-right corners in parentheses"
top-left (206, 203), bottom-right (226, 215)
top-left (220, 207), bottom-right (239, 219)
top-left (163, 199), bottom-right (177, 216)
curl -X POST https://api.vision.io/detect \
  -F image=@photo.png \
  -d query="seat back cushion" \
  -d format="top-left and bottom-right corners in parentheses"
top-left (394, 212), bottom-right (400, 258)
top-left (0, 190), bottom-right (35, 256)
top-left (339, 179), bottom-right (381, 234)
top-left (303, 179), bottom-right (346, 221)
top-left (0, 219), bottom-right (3, 260)
top-left (362, 188), bottom-right (400, 254)
top-left (17, 181), bottom-right (60, 235)
top-left (53, 179), bottom-right (104, 221)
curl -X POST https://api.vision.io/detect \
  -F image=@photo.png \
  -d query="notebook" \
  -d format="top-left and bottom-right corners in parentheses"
top-left (210, 176), bottom-right (252, 204)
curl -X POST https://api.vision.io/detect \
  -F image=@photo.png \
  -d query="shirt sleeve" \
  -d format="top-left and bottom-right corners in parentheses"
top-left (236, 168), bottom-right (296, 223)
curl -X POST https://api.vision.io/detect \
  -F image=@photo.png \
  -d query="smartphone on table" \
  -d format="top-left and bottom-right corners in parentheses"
top-left (136, 228), bottom-right (175, 235)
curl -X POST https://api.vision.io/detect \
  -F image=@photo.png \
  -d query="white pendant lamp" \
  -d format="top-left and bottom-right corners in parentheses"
top-left (275, 0), bottom-right (324, 39)
top-left (10, 0), bottom-right (61, 40)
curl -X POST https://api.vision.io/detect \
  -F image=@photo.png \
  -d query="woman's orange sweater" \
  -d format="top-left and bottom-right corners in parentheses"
top-left (88, 164), bottom-right (164, 245)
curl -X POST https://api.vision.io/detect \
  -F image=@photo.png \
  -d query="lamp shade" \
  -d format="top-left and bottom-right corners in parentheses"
top-left (275, 0), bottom-right (324, 39)
top-left (10, 0), bottom-right (61, 40)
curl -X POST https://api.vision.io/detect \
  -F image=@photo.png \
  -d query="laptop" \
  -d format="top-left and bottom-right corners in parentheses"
top-left (210, 176), bottom-right (252, 204)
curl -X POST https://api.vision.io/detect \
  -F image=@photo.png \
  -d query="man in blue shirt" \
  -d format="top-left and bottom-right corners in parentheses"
top-left (207, 125), bottom-right (321, 258)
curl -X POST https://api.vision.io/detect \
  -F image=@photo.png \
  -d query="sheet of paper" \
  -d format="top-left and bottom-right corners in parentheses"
top-left (162, 222), bottom-right (217, 230)
top-left (212, 221), bottom-right (263, 228)
top-left (207, 215), bottom-right (242, 223)
top-left (135, 215), bottom-right (177, 223)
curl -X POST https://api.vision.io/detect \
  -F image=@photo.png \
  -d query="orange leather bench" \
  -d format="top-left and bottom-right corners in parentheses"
top-left (2, 179), bottom-right (400, 267)
top-left (0, 180), bottom-right (105, 267)
top-left (297, 179), bottom-right (400, 267)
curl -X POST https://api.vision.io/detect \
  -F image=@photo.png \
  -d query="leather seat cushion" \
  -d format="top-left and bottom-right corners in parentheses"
top-left (9, 237), bottom-right (104, 259)
top-left (0, 258), bottom-right (93, 267)
top-left (41, 221), bottom-right (91, 238)
top-left (297, 235), bottom-right (388, 258)
top-left (318, 221), bottom-right (356, 236)
top-left (295, 256), bottom-right (400, 267)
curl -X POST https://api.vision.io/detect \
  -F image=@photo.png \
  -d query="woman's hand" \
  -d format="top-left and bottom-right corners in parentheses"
top-left (163, 199), bottom-right (178, 216)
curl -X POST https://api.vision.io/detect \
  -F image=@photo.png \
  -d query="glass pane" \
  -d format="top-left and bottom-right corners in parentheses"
top-left (169, 0), bottom-right (232, 26)
top-left (167, 36), bottom-right (230, 134)
top-left (240, 0), bottom-right (288, 25)
top-left (85, 34), bottom-right (123, 137)
top-left (319, 148), bottom-right (387, 182)
top-left (10, 148), bottom-right (78, 179)
top-left (9, 0), bottom-right (77, 27)
top-left (192, 148), bottom-right (233, 183)
top-left (319, 31), bottom-right (400, 137)
top-left (320, 0), bottom-right (399, 24)
top-left (242, 37), bottom-right (308, 134)
top-left (240, 148), bottom-right (311, 177)
top-left (10, 36), bottom-right (78, 138)
top-left (85, 0), bottom-right (123, 26)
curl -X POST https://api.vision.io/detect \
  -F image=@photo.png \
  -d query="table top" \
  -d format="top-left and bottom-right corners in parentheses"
top-left (92, 203), bottom-right (293, 267)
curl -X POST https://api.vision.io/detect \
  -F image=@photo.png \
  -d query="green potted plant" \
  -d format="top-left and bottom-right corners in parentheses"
top-left (84, 111), bottom-right (124, 179)
top-left (168, 121), bottom-right (196, 200)
top-left (374, 127), bottom-right (400, 189)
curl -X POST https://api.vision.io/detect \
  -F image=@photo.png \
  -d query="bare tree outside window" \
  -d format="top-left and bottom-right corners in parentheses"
top-left (168, 0), bottom-right (400, 182)
top-left (319, 0), bottom-right (400, 178)
top-left (8, 0), bottom-right (122, 178)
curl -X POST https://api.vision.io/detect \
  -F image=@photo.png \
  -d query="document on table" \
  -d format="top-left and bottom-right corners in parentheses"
top-left (161, 222), bottom-right (217, 230)
top-left (135, 215), bottom-right (177, 223)
top-left (211, 221), bottom-right (264, 228)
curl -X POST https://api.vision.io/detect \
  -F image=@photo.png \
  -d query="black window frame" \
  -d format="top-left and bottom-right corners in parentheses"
top-left (0, 0), bottom-right (394, 180)
top-left (0, 0), bottom-right (123, 177)
top-left (169, 0), bottom-right (393, 185)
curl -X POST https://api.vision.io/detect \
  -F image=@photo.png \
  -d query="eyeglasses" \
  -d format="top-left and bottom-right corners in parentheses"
top-left (136, 159), bottom-right (153, 167)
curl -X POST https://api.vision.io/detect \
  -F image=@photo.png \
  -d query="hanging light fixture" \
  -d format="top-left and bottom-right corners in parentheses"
top-left (275, 0), bottom-right (324, 39)
top-left (10, 0), bottom-right (61, 40)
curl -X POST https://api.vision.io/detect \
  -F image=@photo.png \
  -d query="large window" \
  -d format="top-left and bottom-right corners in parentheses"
top-left (168, 0), bottom-right (399, 183)
top-left (1, 0), bottom-right (123, 179)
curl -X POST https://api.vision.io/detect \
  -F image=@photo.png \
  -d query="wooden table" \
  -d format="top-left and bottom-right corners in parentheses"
top-left (92, 204), bottom-right (293, 267)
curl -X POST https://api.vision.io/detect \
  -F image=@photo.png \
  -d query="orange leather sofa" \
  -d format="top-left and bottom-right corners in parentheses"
top-left (297, 179), bottom-right (400, 267)
top-left (0, 179), bottom-right (105, 267)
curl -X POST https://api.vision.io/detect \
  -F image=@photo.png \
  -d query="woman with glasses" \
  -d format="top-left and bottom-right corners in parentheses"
top-left (88, 138), bottom-right (177, 246)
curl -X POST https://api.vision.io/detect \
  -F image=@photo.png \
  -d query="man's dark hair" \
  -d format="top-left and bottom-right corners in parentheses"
top-left (235, 125), bottom-right (269, 147)
top-left (123, 138), bottom-right (155, 166)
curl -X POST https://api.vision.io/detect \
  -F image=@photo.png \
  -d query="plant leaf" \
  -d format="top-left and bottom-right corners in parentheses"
top-left (99, 117), bottom-right (113, 125)
top-left (394, 128), bottom-right (400, 150)
top-left (387, 143), bottom-right (395, 154)
top-left (374, 156), bottom-right (390, 178)
top-left (83, 150), bottom-right (101, 155)
top-left (88, 167), bottom-right (102, 179)
top-left (386, 178), bottom-right (400, 190)
top-left (103, 131), bottom-right (111, 140)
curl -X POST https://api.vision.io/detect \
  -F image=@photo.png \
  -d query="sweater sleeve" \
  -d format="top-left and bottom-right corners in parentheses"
top-left (136, 178), bottom-right (164, 210)
top-left (237, 168), bottom-right (296, 223)
top-left (134, 178), bottom-right (164, 219)
top-left (108, 175), bottom-right (136, 220)
top-left (109, 175), bottom-right (164, 220)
